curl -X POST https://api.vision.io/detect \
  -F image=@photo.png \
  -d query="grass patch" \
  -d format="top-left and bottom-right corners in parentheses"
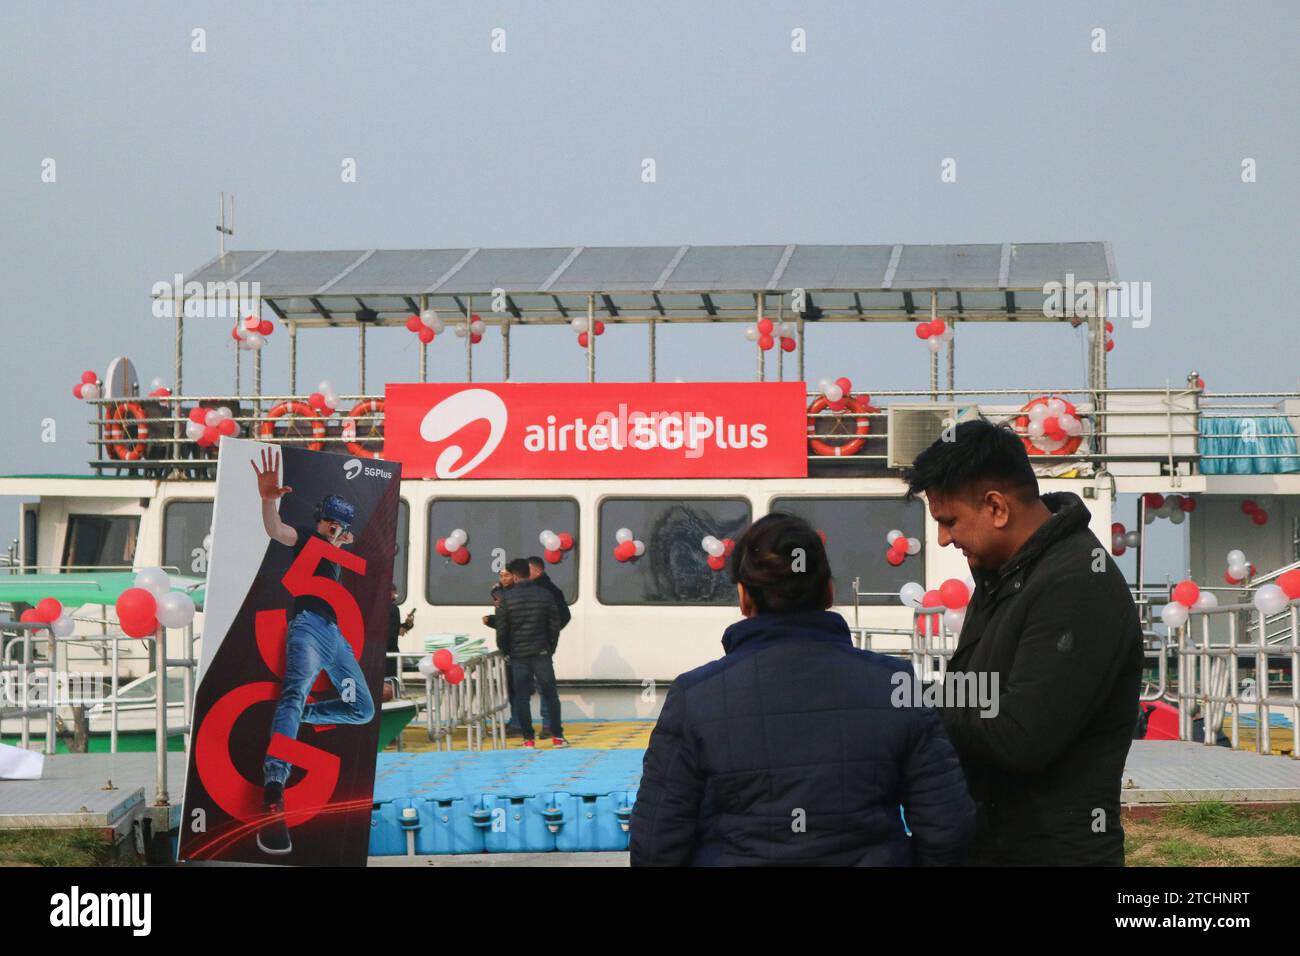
top-left (1125, 803), bottom-right (1300, 866)
top-left (1163, 801), bottom-right (1300, 838)
top-left (0, 828), bottom-right (139, 867)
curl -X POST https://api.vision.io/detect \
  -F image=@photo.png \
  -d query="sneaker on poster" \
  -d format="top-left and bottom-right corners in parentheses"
top-left (256, 786), bottom-right (293, 856)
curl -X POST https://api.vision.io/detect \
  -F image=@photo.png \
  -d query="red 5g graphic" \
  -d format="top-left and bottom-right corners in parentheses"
top-left (196, 536), bottom-right (369, 826)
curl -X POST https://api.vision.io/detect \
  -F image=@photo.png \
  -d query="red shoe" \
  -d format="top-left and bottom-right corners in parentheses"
top-left (522, 739), bottom-right (535, 748)
top-left (551, 737), bottom-right (569, 749)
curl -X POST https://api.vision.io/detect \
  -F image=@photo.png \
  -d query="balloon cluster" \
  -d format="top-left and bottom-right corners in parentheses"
top-left (1223, 549), bottom-right (1257, 585)
top-left (612, 527), bottom-right (646, 563)
top-left (539, 529), bottom-right (575, 563)
top-left (404, 309), bottom-right (445, 345)
top-left (72, 370), bottom-right (101, 400)
top-left (232, 314), bottom-right (275, 351)
top-left (186, 406), bottom-right (239, 447)
top-left (417, 648), bottom-right (465, 685)
top-left (453, 314), bottom-right (485, 345)
top-left (1110, 523), bottom-right (1141, 556)
top-left (701, 535), bottom-right (735, 571)
top-left (884, 529), bottom-right (921, 566)
top-left (114, 568), bottom-right (196, 639)
top-left (1257, 569), bottom-right (1300, 616)
top-left (915, 318), bottom-right (953, 353)
top-left (814, 376), bottom-right (858, 410)
top-left (147, 377), bottom-right (172, 399)
top-left (745, 318), bottom-right (797, 353)
top-left (1086, 319), bottom-right (1117, 353)
top-left (434, 528), bottom-right (471, 565)
top-left (18, 597), bottom-right (77, 638)
top-left (1141, 492), bottom-right (1196, 525)
top-left (571, 316), bottom-right (605, 348)
top-left (307, 380), bottom-right (341, 418)
top-left (900, 578), bottom-right (973, 636)
top-left (1024, 396), bottom-right (1084, 446)
top-left (1240, 499), bottom-right (1269, 526)
top-left (1159, 579), bottom-right (1216, 628)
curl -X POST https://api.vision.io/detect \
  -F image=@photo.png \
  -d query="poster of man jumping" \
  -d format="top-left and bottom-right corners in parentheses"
top-left (179, 438), bottom-right (402, 866)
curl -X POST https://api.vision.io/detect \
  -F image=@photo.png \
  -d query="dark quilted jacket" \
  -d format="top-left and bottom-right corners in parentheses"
top-left (630, 609), bottom-right (975, 866)
top-left (493, 580), bottom-right (560, 659)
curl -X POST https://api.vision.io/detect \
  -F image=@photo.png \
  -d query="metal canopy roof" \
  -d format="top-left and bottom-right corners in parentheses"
top-left (170, 242), bottom-right (1115, 327)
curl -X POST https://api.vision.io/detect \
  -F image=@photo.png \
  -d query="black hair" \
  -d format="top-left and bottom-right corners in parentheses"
top-left (729, 512), bottom-right (832, 615)
top-left (902, 417), bottom-right (1039, 503)
top-left (527, 556), bottom-right (545, 571)
top-left (489, 584), bottom-right (504, 597)
top-left (506, 558), bottom-right (532, 578)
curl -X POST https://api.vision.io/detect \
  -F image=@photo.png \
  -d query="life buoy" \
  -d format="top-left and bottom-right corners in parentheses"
top-left (808, 394), bottom-right (876, 457)
top-left (342, 399), bottom-right (384, 459)
top-left (259, 401), bottom-right (326, 452)
top-left (108, 402), bottom-right (149, 461)
top-left (1015, 396), bottom-right (1084, 456)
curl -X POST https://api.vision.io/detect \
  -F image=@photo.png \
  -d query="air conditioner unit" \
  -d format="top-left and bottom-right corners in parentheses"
top-left (887, 404), bottom-right (980, 469)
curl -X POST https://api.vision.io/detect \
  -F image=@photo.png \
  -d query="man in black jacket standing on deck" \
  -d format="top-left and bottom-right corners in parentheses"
top-left (495, 558), bottom-right (565, 747)
top-left (528, 555), bottom-right (570, 737)
top-left (903, 419), bottom-right (1143, 865)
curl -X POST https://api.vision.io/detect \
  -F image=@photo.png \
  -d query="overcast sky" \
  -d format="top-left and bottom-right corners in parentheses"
top-left (2, 1), bottom-right (1297, 580)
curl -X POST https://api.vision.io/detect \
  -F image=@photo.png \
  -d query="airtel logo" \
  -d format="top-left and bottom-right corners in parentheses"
top-left (343, 458), bottom-right (362, 480)
top-left (419, 389), bottom-right (508, 478)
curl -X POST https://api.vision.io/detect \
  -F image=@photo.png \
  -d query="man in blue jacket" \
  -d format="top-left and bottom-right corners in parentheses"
top-left (631, 513), bottom-right (975, 866)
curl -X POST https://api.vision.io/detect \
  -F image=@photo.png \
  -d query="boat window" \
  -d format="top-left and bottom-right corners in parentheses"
top-left (597, 497), bottom-right (750, 606)
top-left (163, 500), bottom-right (213, 575)
top-left (769, 496), bottom-right (927, 605)
top-left (61, 514), bottom-right (140, 569)
top-left (394, 499), bottom-right (410, 603)
top-left (426, 498), bottom-right (579, 606)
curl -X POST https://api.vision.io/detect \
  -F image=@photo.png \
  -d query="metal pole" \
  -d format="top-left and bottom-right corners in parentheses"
top-left (777, 298), bottom-right (784, 382)
top-left (466, 297), bottom-right (473, 383)
top-left (288, 321), bottom-right (298, 394)
top-left (419, 296), bottom-right (428, 383)
top-left (110, 634), bottom-right (119, 753)
top-left (946, 317), bottom-right (955, 400)
top-left (586, 295), bottom-right (595, 383)
top-left (648, 317), bottom-right (656, 382)
top-left (756, 293), bottom-right (764, 382)
top-left (358, 325), bottom-right (367, 394)
top-left (930, 291), bottom-right (938, 402)
top-left (154, 627), bottom-right (169, 805)
top-left (183, 621), bottom-right (195, 750)
top-left (797, 304), bottom-right (805, 383)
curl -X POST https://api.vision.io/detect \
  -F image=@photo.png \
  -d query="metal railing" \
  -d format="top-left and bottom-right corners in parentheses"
top-left (423, 651), bottom-right (510, 751)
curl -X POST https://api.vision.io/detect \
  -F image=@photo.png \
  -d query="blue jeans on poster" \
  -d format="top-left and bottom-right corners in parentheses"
top-left (263, 609), bottom-right (374, 787)
top-left (510, 654), bottom-right (562, 740)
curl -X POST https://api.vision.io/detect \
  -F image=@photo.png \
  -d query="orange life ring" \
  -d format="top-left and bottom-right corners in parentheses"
top-left (259, 401), bottom-right (326, 451)
top-left (108, 402), bottom-right (149, 461)
top-left (343, 399), bottom-right (384, 459)
top-left (808, 394), bottom-right (875, 457)
top-left (1015, 396), bottom-right (1084, 456)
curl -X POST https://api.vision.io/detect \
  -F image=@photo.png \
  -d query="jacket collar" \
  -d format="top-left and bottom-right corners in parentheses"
top-left (721, 609), bottom-right (853, 655)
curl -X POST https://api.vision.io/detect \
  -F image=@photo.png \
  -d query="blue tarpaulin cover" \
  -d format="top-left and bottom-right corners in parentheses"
top-left (1199, 416), bottom-right (1300, 475)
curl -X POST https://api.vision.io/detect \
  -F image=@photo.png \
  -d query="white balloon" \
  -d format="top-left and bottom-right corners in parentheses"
top-left (1046, 398), bottom-right (1066, 415)
top-left (1227, 563), bottom-right (1248, 580)
top-left (156, 591), bottom-right (196, 628)
top-left (705, 540), bottom-right (726, 558)
top-left (202, 533), bottom-right (212, 551)
top-left (1143, 511), bottom-right (1156, 525)
top-left (186, 421), bottom-right (206, 442)
top-left (1028, 420), bottom-right (1046, 440)
top-left (1111, 533), bottom-right (1127, 552)
top-left (448, 529), bottom-right (467, 547)
top-left (781, 322), bottom-right (796, 337)
top-left (134, 567), bottom-right (171, 599)
top-left (701, 535), bottom-right (719, 551)
top-left (470, 319), bottom-right (485, 335)
top-left (454, 324), bottom-right (467, 337)
top-left (215, 406), bottom-right (233, 421)
top-left (1254, 585), bottom-right (1288, 616)
top-left (81, 383), bottom-right (100, 400)
top-left (1226, 550), bottom-right (1246, 567)
top-left (51, 614), bottom-right (76, 638)
top-left (1160, 603), bottom-right (1189, 628)
top-left (905, 537), bottom-right (921, 556)
top-left (571, 317), bottom-right (589, 334)
top-left (632, 540), bottom-right (645, 556)
top-left (615, 528), bottom-right (633, 544)
top-left (245, 332), bottom-right (264, 350)
top-left (823, 384), bottom-right (844, 402)
top-left (417, 655), bottom-right (437, 677)
top-left (1170, 510), bottom-right (1186, 525)
top-left (927, 337), bottom-right (942, 353)
top-left (1124, 531), bottom-right (1141, 547)
top-left (963, 576), bottom-right (976, 597)
top-left (543, 533), bottom-right (561, 552)
top-left (899, 582), bottom-right (925, 609)
top-left (539, 529), bottom-right (554, 547)
top-left (744, 325), bottom-right (758, 342)
top-left (1027, 404), bottom-right (1048, 422)
top-left (318, 380), bottom-right (333, 393)
top-left (943, 609), bottom-right (965, 633)
top-left (1193, 591), bottom-right (1218, 611)
top-left (204, 410), bottom-right (221, 428)
top-left (150, 377), bottom-right (165, 390)
top-left (886, 529), bottom-right (903, 545)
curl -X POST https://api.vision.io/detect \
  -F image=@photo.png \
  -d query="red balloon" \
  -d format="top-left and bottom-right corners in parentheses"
top-left (244, 315), bottom-right (260, 331)
top-left (593, 320), bottom-right (605, 335)
top-left (577, 332), bottom-right (589, 348)
top-left (835, 377), bottom-right (852, 394)
top-left (188, 407), bottom-right (208, 424)
top-left (1111, 543), bottom-right (1126, 557)
top-left (470, 333), bottom-right (482, 344)
top-left (915, 324), bottom-right (932, 339)
top-left (418, 327), bottom-right (435, 344)
top-left (115, 588), bottom-right (158, 638)
top-left (451, 548), bottom-right (471, 565)
top-left (72, 384), bottom-right (84, 399)
top-left (1195, 377), bottom-right (1205, 389)
top-left (1043, 416), bottom-right (1065, 441)
top-left (433, 649), bottom-right (453, 670)
top-left (1105, 339), bottom-right (1115, 352)
top-left (259, 319), bottom-right (274, 336)
top-left (757, 318), bottom-right (774, 335)
top-left (231, 326), bottom-right (243, 341)
top-left (890, 536), bottom-right (909, 554)
top-left (557, 532), bottom-right (574, 551)
top-left (1224, 570), bottom-right (1244, 586)
top-left (939, 579), bottom-right (969, 610)
top-left (1278, 569), bottom-right (1300, 600)
top-left (758, 334), bottom-right (774, 351)
top-left (1181, 496), bottom-right (1197, 513)
top-left (19, 609), bottom-right (40, 624)
top-left (1241, 500), bottom-right (1257, 514)
top-left (200, 425), bottom-right (219, 446)
top-left (614, 541), bottom-right (635, 562)
top-left (780, 337), bottom-right (796, 352)
top-left (216, 418), bottom-right (236, 437)
top-left (885, 550), bottom-right (905, 566)
top-left (1111, 523), bottom-right (1125, 535)
top-left (929, 319), bottom-right (946, 337)
top-left (722, 537), bottom-right (734, 555)
top-left (544, 548), bottom-right (562, 564)
top-left (707, 554), bottom-right (727, 571)
top-left (444, 664), bottom-right (465, 685)
top-left (921, 590), bottom-right (943, 608)
top-left (1250, 563), bottom-right (1258, 575)
top-left (35, 597), bottom-right (62, 623)
top-left (1252, 511), bottom-right (1268, 526)
top-left (1144, 493), bottom-right (1165, 509)
top-left (1172, 580), bottom-right (1200, 608)
top-left (81, 370), bottom-right (97, 384)
top-left (309, 392), bottom-right (327, 410)
top-left (405, 314), bottom-right (423, 332)
top-left (434, 537), bottom-right (450, 556)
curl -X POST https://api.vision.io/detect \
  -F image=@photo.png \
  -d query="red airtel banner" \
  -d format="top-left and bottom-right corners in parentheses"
top-left (383, 382), bottom-right (809, 479)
